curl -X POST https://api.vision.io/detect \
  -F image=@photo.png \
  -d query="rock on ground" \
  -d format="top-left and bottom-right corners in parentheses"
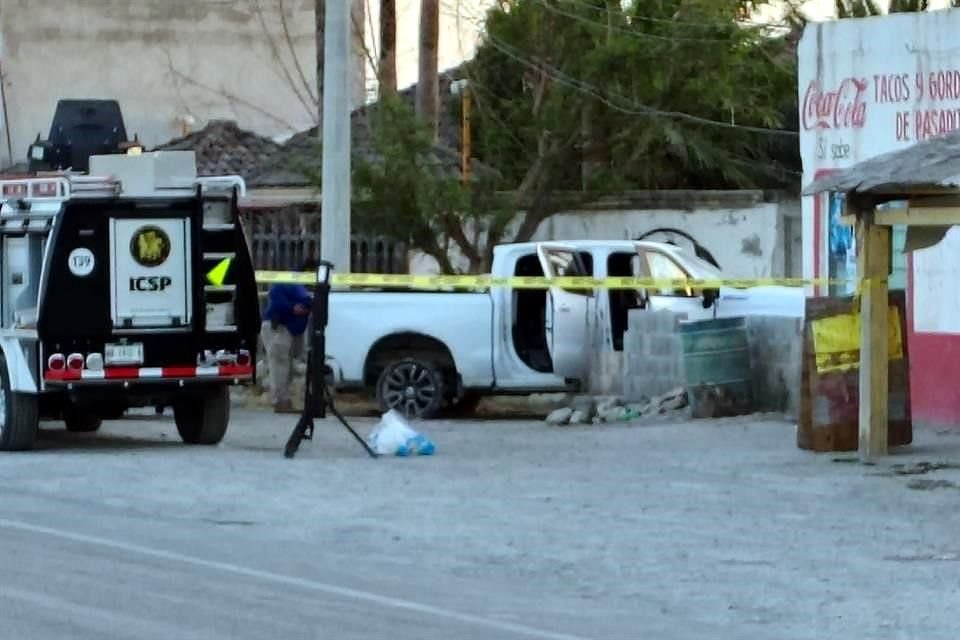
top-left (545, 407), bottom-right (574, 425)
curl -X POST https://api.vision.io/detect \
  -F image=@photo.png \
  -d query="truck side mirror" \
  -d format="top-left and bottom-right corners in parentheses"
top-left (702, 288), bottom-right (718, 309)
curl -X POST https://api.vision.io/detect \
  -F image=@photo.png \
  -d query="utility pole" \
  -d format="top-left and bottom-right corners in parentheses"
top-left (450, 79), bottom-right (471, 184)
top-left (320, 0), bottom-right (351, 273)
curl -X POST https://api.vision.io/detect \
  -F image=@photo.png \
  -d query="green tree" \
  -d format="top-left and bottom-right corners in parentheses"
top-left (351, 95), bottom-right (508, 273)
top-left (351, 0), bottom-right (801, 273)
top-left (463, 0), bottom-right (800, 265)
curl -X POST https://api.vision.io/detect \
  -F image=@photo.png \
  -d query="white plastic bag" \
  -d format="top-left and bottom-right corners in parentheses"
top-left (367, 409), bottom-right (436, 456)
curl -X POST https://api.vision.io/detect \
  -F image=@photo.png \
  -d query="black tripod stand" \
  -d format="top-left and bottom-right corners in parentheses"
top-left (283, 261), bottom-right (378, 459)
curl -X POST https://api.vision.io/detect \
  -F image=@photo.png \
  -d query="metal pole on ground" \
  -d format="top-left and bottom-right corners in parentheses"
top-left (320, 0), bottom-right (351, 273)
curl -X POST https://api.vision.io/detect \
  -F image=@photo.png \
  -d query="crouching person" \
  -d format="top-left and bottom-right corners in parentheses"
top-left (262, 259), bottom-right (317, 413)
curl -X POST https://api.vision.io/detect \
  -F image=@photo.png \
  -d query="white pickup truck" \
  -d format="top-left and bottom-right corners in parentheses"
top-left (325, 240), bottom-right (804, 418)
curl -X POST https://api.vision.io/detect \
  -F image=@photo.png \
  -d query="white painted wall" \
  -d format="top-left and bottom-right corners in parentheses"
top-left (798, 9), bottom-right (960, 325)
top-left (913, 227), bottom-right (960, 333)
top-left (410, 196), bottom-right (799, 279)
top-left (531, 204), bottom-right (790, 279)
top-left (0, 0), bottom-right (367, 167)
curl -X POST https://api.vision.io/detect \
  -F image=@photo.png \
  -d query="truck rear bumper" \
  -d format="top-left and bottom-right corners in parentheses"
top-left (44, 364), bottom-right (253, 386)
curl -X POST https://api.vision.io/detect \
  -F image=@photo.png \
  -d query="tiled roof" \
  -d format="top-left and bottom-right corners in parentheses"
top-left (247, 67), bottom-right (473, 188)
top-left (153, 119), bottom-right (281, 178)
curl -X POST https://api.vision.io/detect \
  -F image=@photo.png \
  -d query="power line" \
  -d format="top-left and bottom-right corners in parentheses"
top-left (556, 0), bottom-right (788, 31)
top-left (481, 34), bottom-right (798, 137)
top-left (531, 0), bottom-right (782, 45)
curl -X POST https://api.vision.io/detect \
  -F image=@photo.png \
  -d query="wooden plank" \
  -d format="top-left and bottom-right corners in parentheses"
top-left (857, 214), bottom-right (891, 462)
top-left (874, 206), bottom-right (960, 226)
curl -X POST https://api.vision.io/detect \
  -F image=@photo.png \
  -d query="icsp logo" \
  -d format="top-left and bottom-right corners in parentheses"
top-left (129, 276), bottom-right (172, 292)
top-left (130, 226), bottom-right (170, 267)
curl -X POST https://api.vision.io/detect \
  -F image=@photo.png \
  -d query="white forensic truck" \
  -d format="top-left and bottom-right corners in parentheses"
top-left (0, 150), bottom-right (261, 451)
top-left (324, 240), bottom-right (804, 418)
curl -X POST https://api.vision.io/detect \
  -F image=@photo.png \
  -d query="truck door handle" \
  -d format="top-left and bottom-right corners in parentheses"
top-left (558, 304), bottom-right (571, 312)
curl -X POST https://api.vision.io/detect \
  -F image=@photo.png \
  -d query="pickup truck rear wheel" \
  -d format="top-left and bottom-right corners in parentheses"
top-left (173, 386), bottom-right (230, 445)
top-left (376, 358), bottom-right (445, 419)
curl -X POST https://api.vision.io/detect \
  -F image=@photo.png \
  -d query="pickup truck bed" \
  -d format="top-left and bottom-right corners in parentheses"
top-left (326, 290), bottom-right (494, 391)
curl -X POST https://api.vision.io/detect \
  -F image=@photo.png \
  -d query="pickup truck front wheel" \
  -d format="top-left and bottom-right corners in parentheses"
top-left (376, 358), bottom-right (445, 419)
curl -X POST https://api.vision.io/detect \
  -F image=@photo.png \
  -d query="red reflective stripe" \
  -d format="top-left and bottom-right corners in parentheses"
top-left (105, 367), bottom-right (140, 379)
top-left (162, 367), bottom-right (198, 378)
top-left (218, 364), bottom-right (253, 377)
top-left (44, 364), bottom-right (253, 382)
top-left (44, 369), bottom-right (79, 381)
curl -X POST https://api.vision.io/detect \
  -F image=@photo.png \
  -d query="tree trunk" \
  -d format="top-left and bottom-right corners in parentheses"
top-left (417, 0), bottom-right (440, 142)
top-left (379, 0), bottom-right (397, 96)
top-left (315, 0), bottom-right (324, 126)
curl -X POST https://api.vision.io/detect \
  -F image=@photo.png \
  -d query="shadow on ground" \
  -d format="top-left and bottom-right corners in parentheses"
top-left (31, 423), bottom-right (183, 453)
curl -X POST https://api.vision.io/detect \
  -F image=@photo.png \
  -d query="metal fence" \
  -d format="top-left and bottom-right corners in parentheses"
top-left (240, 208), bottom-right (408, 273)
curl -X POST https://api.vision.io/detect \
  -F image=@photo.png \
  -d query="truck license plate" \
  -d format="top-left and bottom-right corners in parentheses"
top-left (105, 342), bottom-right (144, 365)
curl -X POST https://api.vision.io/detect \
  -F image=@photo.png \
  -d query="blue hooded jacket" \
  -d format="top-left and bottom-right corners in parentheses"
top-left (263, 284), bottom-right (313, 336)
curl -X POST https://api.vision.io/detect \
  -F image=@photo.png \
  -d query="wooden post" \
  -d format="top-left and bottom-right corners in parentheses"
top-left (856, 209), bottom-right (891, 462)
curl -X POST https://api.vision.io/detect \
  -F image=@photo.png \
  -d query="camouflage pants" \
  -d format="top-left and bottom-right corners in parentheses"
top-left (261, 321), bottom-right (304, 406)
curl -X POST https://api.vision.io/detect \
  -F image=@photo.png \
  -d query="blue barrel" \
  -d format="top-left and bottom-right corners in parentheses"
top-left (679, 316), bottom-right (753, 418)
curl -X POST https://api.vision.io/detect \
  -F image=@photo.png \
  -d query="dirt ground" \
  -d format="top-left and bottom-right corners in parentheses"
top-left (4, 408), bottom-right (960, 639)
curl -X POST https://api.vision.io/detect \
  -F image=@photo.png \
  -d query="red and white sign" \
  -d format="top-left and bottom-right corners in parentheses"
top-left (799, 9), bottom-right (960, 427)
top-left (801, 78), bottom-right (869, 131)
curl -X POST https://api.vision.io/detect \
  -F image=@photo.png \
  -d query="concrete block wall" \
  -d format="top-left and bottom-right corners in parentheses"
top-left (585, 309), bottom-right (803, 414)
top-left (588, 351), bottom-right (625, 395)
top-left (622, 309), bottom-right (687, 402)
top-left (745, 316), bottom-right (804, 418)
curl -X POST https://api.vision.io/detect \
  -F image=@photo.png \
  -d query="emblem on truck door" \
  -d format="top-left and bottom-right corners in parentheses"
top-left (130, 226), bottom-right (170, 267)
top-left (67, 247), bottom-right (95, 277)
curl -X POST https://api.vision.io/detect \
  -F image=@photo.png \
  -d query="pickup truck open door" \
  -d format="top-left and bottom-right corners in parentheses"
top-left (536, 243), bottom-right (591, 380)
top-left (634, 245), bottom-right (715, 321)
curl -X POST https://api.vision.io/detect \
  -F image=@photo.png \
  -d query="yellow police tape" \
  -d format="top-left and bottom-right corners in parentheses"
top-left (252, 270), bottom-right (850, 290)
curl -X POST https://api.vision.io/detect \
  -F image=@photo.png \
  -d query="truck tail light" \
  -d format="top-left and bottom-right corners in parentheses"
top-left (48, 353), bottom-right (66, 371)
top-left (237, 349), bottom-right (250, 366)
top-left (32, 181), bottom-right (60, 197)
top-left (85, 353), bottom-right (104, 371)
top-left (2, 183), bottom-right (27, 197)
top-left (66, 353), bottom-right (84, 371)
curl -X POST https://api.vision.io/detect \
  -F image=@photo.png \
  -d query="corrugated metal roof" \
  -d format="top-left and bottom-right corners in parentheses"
top-left (802, 128), bottom-right (960, 196)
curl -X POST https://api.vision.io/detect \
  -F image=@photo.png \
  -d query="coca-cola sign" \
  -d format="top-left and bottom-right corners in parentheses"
top-left (802, 78), bottom-right (869, 130)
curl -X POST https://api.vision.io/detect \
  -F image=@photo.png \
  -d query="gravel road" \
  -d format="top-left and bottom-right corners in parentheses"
top-left (3, 409), bottom-right (960, 639)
